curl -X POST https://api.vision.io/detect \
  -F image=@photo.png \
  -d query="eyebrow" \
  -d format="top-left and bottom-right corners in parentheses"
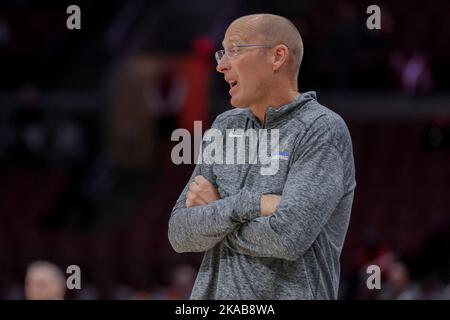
top-left (222, 37), bottom-right (244, 48)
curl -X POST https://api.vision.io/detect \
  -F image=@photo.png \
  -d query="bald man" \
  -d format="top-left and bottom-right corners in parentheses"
top-left (25, 261), bottom-right (66, 300)
top-left (169, 14), bottom-right (356, 299)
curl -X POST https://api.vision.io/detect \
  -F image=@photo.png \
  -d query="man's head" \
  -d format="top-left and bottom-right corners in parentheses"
top-left (216, 14), bottom-right (303, 109)
top-left (25, 261), bottom-right (66, 300)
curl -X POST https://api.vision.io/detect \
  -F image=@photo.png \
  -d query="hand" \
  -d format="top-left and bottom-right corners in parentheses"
top-left (186, 175), bottom-right (220, 208)
top-left (260, 194), bottom-right (281, 217)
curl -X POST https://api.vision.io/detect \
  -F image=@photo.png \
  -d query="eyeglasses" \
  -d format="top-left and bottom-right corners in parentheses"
top-left (215, 44), bottom-right (277, 64)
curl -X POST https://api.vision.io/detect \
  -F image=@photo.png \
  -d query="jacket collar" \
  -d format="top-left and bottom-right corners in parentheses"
top-left (246, 91), bottom-right (317, 128)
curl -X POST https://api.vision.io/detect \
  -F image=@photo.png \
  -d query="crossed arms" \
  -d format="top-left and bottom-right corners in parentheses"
top-left (168, 133), bottom-right (346, 261)
top-left (186, 175), bottom-right (280, 217)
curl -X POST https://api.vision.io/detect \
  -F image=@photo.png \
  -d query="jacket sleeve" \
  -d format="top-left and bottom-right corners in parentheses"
top-left (222, 126), bottom-right (346, 261)
top-left (168, 163), bottom-right (260, 253)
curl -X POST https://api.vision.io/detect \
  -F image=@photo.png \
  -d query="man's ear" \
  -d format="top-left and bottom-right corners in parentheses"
top-left (272, 44), bottom-right (289, 72)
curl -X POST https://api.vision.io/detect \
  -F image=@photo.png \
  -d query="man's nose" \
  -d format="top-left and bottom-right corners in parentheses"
top-left (216, 56), bottom-right (230, 73)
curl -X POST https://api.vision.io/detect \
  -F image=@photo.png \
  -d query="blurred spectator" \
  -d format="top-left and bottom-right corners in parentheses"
top-left (25, 261), bottom-right (66, 300)
top-left (177, 35), bottom-right (214, 132)
top-left (108, 54), bottom-right (165, 169)
top-left (52, 120), bottom-right (86, 164)
top-left (377, 261), bottom-right (420, 300)
top-left (149, 264), bottom-right (197, 299)
top-left (391, 51), bottom-right (433, 95)
top-left (10, 83), bottom-right (47, 166)
top-left (166, 264), bottom-right (197, 299)
top-left (143, 65), bottom-right (187, 138)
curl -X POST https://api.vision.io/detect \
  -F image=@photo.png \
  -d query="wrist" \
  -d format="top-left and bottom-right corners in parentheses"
top-left (233, 189), bottom-right (260, 222)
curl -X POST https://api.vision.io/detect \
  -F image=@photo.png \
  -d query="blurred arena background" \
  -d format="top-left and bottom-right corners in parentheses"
top-left (0, 0), bottom-right (449, 299)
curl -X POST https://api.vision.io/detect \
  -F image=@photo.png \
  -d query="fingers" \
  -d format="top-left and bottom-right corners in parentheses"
top-left (189, 181), bottom-right (200, 192)
top-left (188, 176), bottom-right (213, 196)
top-left (194, 175), bottom-right (212, 186)
top-left (188, 181), bottom-right (207, 200)
top-left (186, 176), bottom-right (219, 207)
top-left (186, 190), bottom-right (207, 207)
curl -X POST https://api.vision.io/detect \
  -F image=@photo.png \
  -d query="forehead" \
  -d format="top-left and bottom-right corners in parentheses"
top-left (29, 268), bottom-right (53, 278)
top-left (222, 21), bottom-right (260, 47)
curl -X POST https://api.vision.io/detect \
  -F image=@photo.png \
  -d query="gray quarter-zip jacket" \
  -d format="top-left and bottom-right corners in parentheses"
top-left (168, 91), bottom-right (356, 299)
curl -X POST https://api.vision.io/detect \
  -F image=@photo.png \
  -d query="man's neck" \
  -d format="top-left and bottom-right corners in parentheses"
top-left (250, 90), bottom-right (300, 126)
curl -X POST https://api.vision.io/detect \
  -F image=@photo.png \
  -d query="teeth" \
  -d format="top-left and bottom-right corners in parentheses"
top-left (227, 79), bottom-right (238, 89)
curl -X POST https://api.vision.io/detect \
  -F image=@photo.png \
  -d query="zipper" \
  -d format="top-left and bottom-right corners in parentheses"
top-left (239, 117), bottom-right (259, 189)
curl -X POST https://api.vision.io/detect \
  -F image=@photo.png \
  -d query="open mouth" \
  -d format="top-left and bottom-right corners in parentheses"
top-left (228, 80), bottom-right (238, 89)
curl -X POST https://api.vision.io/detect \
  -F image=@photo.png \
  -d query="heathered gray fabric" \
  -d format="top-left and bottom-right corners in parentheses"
top-left (168, 91), bottom-right (356, 299)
